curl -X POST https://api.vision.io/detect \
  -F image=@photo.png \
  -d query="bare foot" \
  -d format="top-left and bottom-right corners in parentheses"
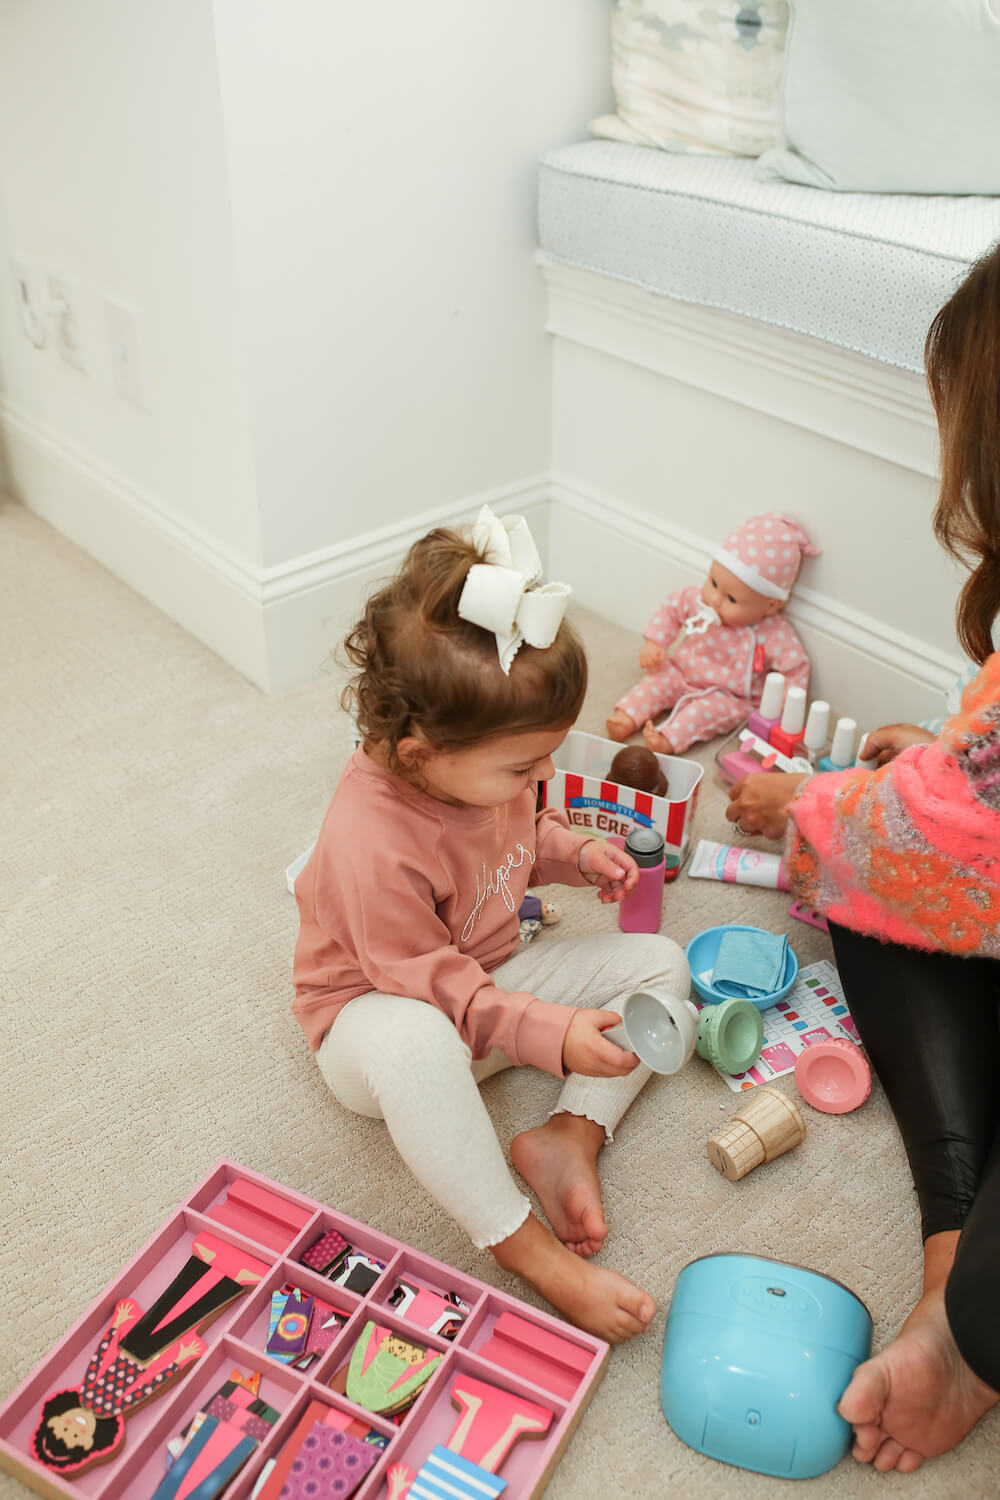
top-left (642, 721), bottom-right (673, 755)
top-left (491, 1211), bottom-right (654, 1343)
top-left (511, 1112), bottom-right (607, 1257)
top-left (838, 1282), bottom-right (999, 1471)
top-left (605, 709), bottom-right (637, 742)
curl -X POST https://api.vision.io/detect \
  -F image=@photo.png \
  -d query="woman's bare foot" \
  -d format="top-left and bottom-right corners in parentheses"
top-left (605, 709), bottom-right (637, 742)
top-left (642, 721), bottom-right (673, 754)
top-left (510, 1112), bottom-right (607, 1257)
top-left (491, 1210), bottom-right (654, 1343)
top-left (838, 1233), bottom-right (999, 1471)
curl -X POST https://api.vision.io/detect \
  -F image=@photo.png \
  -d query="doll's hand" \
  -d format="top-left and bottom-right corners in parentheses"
top-left (860, 722), bottom-right (935, 766)
top-left (726, 772), bottom-right (807, 841)
top-left (577, 838), bottom-right (638, 904)
top-left (639, 639), bottom-right (666, 671)
top-left (563, 1010), bottom-right (640, 1076)
top-left (113, 1300), bottom-right (138, 1329)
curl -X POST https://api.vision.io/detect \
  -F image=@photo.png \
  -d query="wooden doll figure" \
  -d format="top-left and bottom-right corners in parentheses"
top-left (31, 1300), bottom-right (204, 1473)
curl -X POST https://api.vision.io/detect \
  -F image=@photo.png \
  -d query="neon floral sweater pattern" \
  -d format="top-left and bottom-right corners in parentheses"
top-left (786, 652), bottom-right (1000, 956)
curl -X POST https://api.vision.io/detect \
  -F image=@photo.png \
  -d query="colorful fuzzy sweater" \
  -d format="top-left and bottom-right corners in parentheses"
top-left (786, 652), bottom-right (1000, 957)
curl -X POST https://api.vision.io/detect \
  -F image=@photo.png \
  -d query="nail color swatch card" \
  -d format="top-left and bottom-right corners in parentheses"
top-left (698, 959), bottom-right (861, 1092)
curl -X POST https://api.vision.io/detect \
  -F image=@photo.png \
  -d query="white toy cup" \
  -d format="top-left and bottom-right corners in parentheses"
top-left (603, 989), bottom-right (700, 1074)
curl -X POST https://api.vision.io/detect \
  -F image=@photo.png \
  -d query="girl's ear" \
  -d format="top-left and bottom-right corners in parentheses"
top-left (764, 597), bottom-right (784, 616)
top-left (396, 735), bottom-right (430, 770)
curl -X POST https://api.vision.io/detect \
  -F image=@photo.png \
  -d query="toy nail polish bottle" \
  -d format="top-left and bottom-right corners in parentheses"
top-left (619, 827), bottom-right (666, 933)
top-left (747, 671), bottom-right (786, 741)
top-left (855, 732), bottom-right (876, 767)
top-left (770, 685), bottom-right (807, 757)
top-left (818, 717), bottom-right (857, 772)
top-left (802, 699), bottom-right (830, 766)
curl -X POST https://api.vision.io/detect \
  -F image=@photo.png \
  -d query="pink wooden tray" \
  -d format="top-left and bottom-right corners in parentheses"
top-left (0, 1160), bottom-right (609, 1500)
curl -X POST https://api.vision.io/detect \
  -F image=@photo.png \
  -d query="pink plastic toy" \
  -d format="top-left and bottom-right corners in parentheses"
top-left (794, 1039), bottom-right (872, 1114)
top-left (0, 1160), bottom-right (607, 1500)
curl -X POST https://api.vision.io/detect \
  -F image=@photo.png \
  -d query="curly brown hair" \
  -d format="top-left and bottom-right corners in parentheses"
top-left (925, 242), bottom-right (1000, 665)
top-left (342, 526), bottom-right (587, 778)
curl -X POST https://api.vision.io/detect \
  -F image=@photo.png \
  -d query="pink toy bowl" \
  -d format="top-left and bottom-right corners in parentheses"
top-left (794, 1039), bottom-right (871, 1114)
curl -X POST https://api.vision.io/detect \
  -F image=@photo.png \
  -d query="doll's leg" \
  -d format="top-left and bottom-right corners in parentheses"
top-left (318, 992), bottom-right (529, 1249)
top-left (495, 934), bottom-right (689, 1255)
top-left (609, 663), bottom-right (687, 741)
top-left (644, 688), bottom-right (747, 755)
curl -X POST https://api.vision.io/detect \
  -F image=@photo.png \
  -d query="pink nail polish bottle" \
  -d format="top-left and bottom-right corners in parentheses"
top-left (770, 685), bottom-right (807, 757)
top-left (619, 827), bottom-right (666, 933)
top-left (747, 671), bottom-right (786, 742)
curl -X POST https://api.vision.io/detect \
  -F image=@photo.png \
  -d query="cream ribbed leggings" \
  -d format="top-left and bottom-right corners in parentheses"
top-left (317, 932), bottom-right (690, 1249)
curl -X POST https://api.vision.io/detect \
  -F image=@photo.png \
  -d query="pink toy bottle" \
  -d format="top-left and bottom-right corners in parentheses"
top-left (747, 671), bottom-right (786, 741)
top-left (619, 827), bottom-right (666, 933)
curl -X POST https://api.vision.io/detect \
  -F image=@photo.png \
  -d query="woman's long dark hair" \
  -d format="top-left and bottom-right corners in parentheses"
top-left (925, 244), bottom-right (1000, 665)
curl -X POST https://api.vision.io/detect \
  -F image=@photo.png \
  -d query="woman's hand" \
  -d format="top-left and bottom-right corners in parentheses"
top-left (578, 838), bottom-right (638, 904)
top-left (860, 722), bottom-right (935, 766)
top-left (563, 1009), bottom-right (640, 1076)
top-left (725, 772), bottom-right (807, 841)
top-left (639, 639), bottom-right (666, 671)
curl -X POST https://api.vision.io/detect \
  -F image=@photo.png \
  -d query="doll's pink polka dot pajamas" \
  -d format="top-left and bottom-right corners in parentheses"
top-left (615, 584), bottom-right (811, 753)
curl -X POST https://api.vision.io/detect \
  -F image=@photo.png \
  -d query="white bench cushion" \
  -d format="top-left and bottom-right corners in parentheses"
top-left (538, 141), bottom-right (1000, 372)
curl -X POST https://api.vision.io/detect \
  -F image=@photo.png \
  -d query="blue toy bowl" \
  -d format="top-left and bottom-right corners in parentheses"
top-left (661, 1254), bottom-right (873, 1479)
top-left (686, 924), bottom-right (798, 1010)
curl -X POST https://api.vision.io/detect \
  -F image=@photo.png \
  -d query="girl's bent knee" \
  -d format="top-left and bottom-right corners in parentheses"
top-left (626, 932), bottom-right (690, 988)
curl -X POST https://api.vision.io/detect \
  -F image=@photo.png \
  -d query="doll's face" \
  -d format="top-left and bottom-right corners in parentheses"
top-left (701, 561), bottom-right (784, 627)
top-left (46, 1407), bottom-right (97, 1450)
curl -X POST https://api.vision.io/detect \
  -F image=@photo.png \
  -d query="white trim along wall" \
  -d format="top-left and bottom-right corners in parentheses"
top-left (1, 260), bottom-right (965, 723)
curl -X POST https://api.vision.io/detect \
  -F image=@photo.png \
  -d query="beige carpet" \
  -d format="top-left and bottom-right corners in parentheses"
top-left (2, 499), bottom-right (996, 1499)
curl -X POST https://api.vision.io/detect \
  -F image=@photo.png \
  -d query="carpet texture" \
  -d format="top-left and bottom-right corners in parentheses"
top-left (2, 500), bottom-right (997, 1498)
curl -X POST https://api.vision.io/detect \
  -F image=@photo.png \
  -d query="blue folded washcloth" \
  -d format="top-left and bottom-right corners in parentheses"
top-left (711, 929), bottom-right (788, 999)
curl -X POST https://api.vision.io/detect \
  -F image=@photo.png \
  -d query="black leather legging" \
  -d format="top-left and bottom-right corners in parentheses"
top-left (828, 922), bottom-right (1000, 1392)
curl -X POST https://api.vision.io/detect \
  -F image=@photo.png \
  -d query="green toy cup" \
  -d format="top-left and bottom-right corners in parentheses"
top-left (696, 997), bottom-right (765, 1075)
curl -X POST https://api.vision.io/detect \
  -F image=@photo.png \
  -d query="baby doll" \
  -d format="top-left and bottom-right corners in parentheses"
top-left (606, 512), bottom-right (820, 755)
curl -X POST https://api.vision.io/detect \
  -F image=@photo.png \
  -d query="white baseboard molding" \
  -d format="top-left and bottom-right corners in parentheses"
top-left (549, 477), bottom-right (964, 730)
top-left (539, 255), bottom-right (939, 479)
top-left (1, 394), bottom-right (962, 720)
top-left (0, 399), bottom-right (550, 692)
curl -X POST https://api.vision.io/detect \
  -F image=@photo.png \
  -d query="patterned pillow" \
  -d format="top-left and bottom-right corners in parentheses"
top-left (591, 1), bottom-right (789, 158)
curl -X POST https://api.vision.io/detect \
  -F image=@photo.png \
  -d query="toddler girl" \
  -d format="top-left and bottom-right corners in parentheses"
top-left (292, 506), bottom-right (690, 1343)
top-left (606, 512), bottom-right (819, 754)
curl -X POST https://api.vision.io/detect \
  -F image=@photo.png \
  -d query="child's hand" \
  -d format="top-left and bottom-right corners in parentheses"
top-left (563, 1010), bottom-right (640, 1076)
top-left (578, 839), bottom-right (638, 904)
top-left (639, 639), bottom-right (665, 671)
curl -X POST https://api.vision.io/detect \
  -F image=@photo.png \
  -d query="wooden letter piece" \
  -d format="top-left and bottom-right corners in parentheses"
top-left (446, 1376), bottom-right (552, 1473)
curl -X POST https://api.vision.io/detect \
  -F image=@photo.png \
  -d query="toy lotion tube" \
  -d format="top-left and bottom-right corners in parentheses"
top-left (688, 839), bottom-right (789, 891)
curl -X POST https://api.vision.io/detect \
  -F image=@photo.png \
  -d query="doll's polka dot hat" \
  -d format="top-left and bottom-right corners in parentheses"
top-left (714, 512), bottom-right (821, 602)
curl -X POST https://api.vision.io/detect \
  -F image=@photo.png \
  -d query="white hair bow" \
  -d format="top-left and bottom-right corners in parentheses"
top-left (457, 505), bottom-right (571, 674)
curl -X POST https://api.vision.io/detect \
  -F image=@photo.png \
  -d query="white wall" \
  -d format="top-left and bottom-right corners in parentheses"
top-left (0, 0), bottom-right (612, 687)
top-left (213, 0), bottom-right (611, 569)
top-left (0, 0), bottom-right (260, 560)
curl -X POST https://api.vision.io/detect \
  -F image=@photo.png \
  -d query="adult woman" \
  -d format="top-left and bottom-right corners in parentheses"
top-left (725, 243), bottom-right (1000, 1473)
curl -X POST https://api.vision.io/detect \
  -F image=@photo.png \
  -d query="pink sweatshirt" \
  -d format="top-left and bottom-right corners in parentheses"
top-left (292, 748), bottom-right (594, 1073)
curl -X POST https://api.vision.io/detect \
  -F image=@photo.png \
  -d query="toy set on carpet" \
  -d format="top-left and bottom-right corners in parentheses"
top-left (0, 1163), bottom-right (609, 1500)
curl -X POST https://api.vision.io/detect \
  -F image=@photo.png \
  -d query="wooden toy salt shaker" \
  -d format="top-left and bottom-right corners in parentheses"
top-left (707, 1086), bottom-right (806, 1182)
